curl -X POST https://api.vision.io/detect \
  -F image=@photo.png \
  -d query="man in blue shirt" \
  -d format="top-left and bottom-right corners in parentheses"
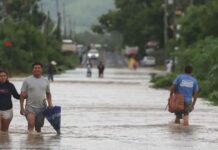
top-left (169, 65), bottom-right (199, 126)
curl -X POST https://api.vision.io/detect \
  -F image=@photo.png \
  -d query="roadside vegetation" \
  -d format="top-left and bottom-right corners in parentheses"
top-left (151, 1), bottom-right (218, 105)
top-left (93, 0), bottom-right (218, 105)
top-left (0, 0), bottom-right (79, 75)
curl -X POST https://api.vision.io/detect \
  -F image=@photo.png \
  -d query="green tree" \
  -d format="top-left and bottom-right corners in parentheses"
top-left (176, 37), bottom-right (218, 102)
top-left (92, 0), bottom-right (164, 52)
top-left (179, 0), bottom-right (218, 47)
top-left (0, 0), bottom-right (78, 74)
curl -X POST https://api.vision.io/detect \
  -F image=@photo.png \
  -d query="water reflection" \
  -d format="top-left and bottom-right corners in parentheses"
top-left (25, 133), bottom-right (45, 145)
top-left (21, 133), bottom-right (61, 149)
top-left (0, 132), bottom-right (11, 149)
top-left (168, 123), bottom-right (197, 134)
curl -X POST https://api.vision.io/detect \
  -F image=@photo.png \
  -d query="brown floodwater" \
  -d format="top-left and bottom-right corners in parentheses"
top-left (1, 68), bottom-right (218, 150)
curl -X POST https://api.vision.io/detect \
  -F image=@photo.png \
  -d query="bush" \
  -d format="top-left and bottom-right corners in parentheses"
top-left (198, 80), bottom-right (212, 98)
top-left (61, 54), bottom-right (79, 69)
top-left (151, 73), bottom-right (177, 89)
top-left (209, 91), bottom-right (218, 105)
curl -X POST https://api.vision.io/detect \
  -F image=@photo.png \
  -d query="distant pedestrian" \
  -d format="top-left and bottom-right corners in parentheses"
top-left (0, 70), bottom-right (20, 132)
top-left (128, 57), bottom-right (138, 70)
top-left (47, 61), bottom-right (56, 82)
top-left (86, 60), bottom-right (92, 77)
top-left (168, 65), bottom-right (198, 126)
top-left (166, 60), bottom-right (173, 73)
top-left (20, 62), bottom-right (53, 133)
top-left (97, 61), bottom-right (105, 78)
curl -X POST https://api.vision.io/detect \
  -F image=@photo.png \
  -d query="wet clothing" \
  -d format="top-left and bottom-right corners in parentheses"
top-left (0, 109), bottom-right (13, 119)
top-left (0, 82), bottom-right (20, 110)
top-left (21, 76), bottom-right (50, 109)
top-left (173, 74), bottom-right (198, 104)
top-left (25, 105), bottom-right (46, 128)
top-left (173, 74), bottom-right (198, 117)
top-left (175, 103), bottom-right (192, 118)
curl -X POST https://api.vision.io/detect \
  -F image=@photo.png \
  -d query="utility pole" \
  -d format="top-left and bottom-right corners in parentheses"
top-left (68, 16), bottom-right (73, 39)
top-left (164, 0), bottom-right (168, 47)
top-left (63, 1), bottom-right (67, 39)
top-left (164, 0), bottom-right (174, 47)
top-left (55, 0), bottom-right (62, 40)
top-left (45, 11), bottom-right (50, 45)
top-left (164, 0), bottom-right (177, 72)
top-left (172, 0), bottom-right (177, 72)
top-left (56, 0), bottom-right (59, 14)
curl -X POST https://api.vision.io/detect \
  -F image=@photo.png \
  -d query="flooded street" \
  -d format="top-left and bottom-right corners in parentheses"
top-left (1, 68), bottom-right (218, 150)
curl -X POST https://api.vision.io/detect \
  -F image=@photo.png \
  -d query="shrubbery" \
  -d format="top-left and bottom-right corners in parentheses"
top-left (209, 91), bottom-right (218, 105)
top-left (151, 73), bottom-right (177, 89)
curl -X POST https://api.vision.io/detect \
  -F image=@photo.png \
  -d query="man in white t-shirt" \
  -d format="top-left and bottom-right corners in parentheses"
top-left (20, 62), bottom-right (53, 133)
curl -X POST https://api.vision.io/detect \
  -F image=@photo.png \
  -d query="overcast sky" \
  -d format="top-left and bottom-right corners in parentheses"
top-left (41, 0), bottom-right (115, 32)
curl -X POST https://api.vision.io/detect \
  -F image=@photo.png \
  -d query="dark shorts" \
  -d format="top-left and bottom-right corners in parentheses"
top-left (175, 102), bottom-right (192, 119)
top-left (25, 105), bottom-right (46, 128)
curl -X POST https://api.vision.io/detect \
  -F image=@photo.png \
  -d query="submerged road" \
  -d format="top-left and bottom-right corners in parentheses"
top-left (1, 68), bottom-right (218, 150)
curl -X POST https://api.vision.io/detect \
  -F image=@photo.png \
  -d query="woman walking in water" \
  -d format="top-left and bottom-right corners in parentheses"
top-left (0, 70), bottom-right (20, 132)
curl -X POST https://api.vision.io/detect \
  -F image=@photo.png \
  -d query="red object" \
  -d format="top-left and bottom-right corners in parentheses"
top-left (168, 93), bottom-right (184, 113)
top-left (4, 41), bottom-right (13, 47)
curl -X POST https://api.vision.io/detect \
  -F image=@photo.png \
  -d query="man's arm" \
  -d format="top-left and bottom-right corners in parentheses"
top-left (11, 84), bottom-right (20, 99)
top-left (46, 92), bottom-right (53, 107)
top-left (191, 92), bottom-right (198, 110)
top-left (191, 80), bottom-right (199, 110)
top-left (20, 92), bottom-right (27, 115)
top-left (169, 85), bottom-right (176, 97)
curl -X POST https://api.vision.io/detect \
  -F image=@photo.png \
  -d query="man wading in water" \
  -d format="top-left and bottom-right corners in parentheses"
top-left (20, 62), bottom-right (53, 133)
top-left (169, 65), bottom-right (199, 126)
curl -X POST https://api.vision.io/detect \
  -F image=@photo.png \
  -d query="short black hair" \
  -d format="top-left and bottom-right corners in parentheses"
top-left (0, 69), bottom-right (8, 75)
top-left (184, 65), bottom-right (192, 74)
top-left (32, 62), bottom-right (43, 68)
